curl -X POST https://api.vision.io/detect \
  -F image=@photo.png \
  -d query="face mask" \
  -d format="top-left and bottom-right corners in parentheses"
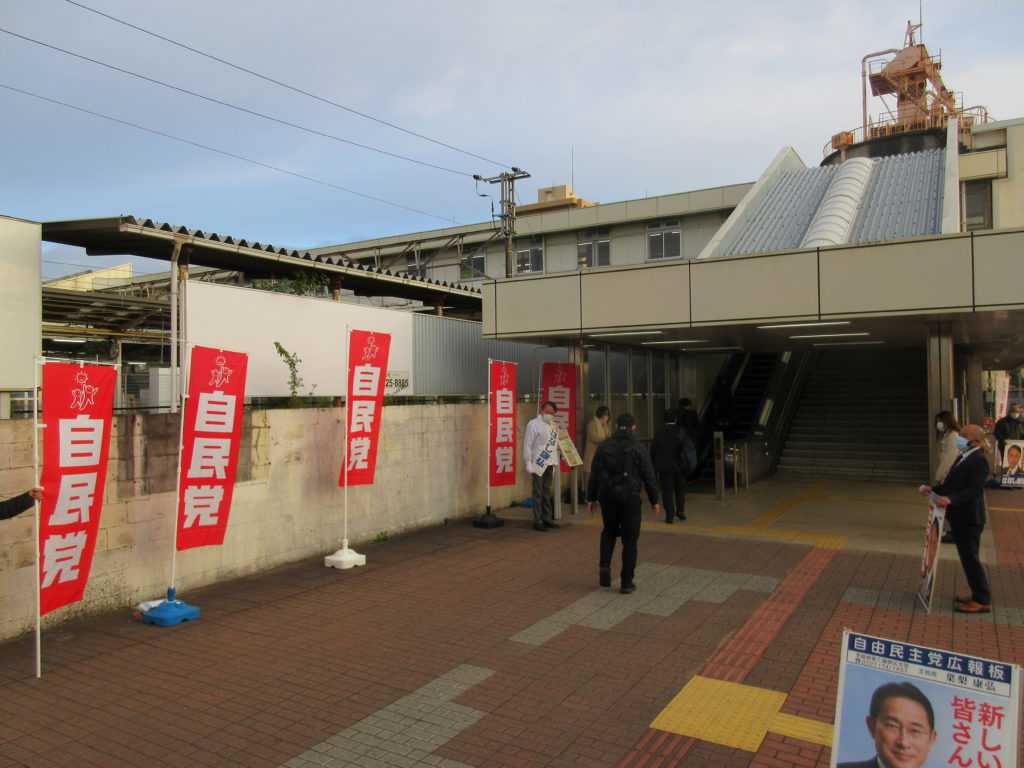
top-left (1015, 413), bottom-right (1023, 420)
top-left (955, 436), bottom-right (971, 452)
top-left (936, 422), bottom-right (946, 432)
top-left (541, 413), bottom-right (554, 423)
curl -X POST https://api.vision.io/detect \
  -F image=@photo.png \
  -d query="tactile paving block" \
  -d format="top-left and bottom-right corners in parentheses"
top-left (651, 675), bottom-right (786, 752)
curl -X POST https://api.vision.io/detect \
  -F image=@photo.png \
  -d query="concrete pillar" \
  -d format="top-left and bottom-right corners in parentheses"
top-left (926, 322), bottom-right (955, 475)
top-left (964, 354), bottom-right (986, 425)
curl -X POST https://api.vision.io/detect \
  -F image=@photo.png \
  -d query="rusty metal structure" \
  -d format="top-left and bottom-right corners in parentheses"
top-left (827, 22), bottom-right (989, 159)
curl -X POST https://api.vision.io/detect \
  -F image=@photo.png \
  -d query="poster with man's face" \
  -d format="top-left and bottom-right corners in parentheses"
top-left (916, 496), bottom-right (945, 613)
top-left (832, 632), bottom-right (1018, 768)
top-left (1000, 439), bottom-right (1024, 488)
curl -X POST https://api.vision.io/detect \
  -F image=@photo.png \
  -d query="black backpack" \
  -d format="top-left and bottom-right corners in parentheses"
top-left (601, 438), bottom-right (636, 503)
top-left (679, 429), bottom-right (698, 475)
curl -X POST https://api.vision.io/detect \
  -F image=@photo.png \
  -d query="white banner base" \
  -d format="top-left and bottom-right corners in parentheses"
top-left (324, 540), bottom-right (367, 569)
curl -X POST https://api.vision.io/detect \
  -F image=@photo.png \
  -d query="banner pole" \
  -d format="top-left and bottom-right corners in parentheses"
top-left (473, 359), bottom-right (505, 529)
top-left (326, 325), bottom-right (365, 568)
top-left (33, 359), bottom-right (42, 679)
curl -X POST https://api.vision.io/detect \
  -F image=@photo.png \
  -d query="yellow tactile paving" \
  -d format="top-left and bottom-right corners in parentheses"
top-left (651, 676), bottom-right (835, 752)
top-left (651, 676), bottom-right (786, 752)
top-left (770, 711), bottom-right (834, 746)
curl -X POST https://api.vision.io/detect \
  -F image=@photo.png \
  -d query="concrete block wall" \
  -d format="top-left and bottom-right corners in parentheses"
top-left (0, 403), bottom-right (535, 641)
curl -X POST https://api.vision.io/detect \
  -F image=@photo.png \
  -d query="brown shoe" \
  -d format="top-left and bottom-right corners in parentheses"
top-left (955, 601), bottom-right (991, 614)
top-left (954, 594), bottom-right (973, 604)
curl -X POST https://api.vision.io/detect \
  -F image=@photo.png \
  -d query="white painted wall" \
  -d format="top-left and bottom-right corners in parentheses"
top-left (186, 281), bottom-right (415, 397)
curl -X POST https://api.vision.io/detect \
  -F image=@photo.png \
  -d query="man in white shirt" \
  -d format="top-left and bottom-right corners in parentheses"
top-left (523, 401), bottom-right (561, 532)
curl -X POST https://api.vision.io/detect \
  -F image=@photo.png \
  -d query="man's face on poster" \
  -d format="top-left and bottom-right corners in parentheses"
top-left (866, 695), bottom-right (937, 768)
top-left (1007, 445), bottom-right (1022, 472)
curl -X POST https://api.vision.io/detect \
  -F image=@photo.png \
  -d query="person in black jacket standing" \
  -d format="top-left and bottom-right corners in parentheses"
top-left (919, 424), bottom-right (991, 613)
top-left (1, 487), bottom-right (43, 520)
top-left (586, 413), bottom-right (660, 594)
top-left (650, 409), bottom-right (686, 523)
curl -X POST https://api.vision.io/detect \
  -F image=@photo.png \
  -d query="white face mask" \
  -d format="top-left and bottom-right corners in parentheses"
top-left (541, 413), bottom-right (554, 423)
top-left (936, 422), bottom-right (946, 432)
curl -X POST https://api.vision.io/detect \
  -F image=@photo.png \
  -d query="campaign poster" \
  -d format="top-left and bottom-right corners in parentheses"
top-left (832, 631), bottom-right (1019, 768)
top-left (917, 495), bottom-right (946, 613)
top-left (177, 346), bottom-right (248, 550)
top-left (489, 361), bottom-right (517, 487)
top-left (540, 362), bottom-right (576, 472)
top-left (38, 363), bottom-right (117, 615)
top-left (999, 439), bottom-right (1024, 488)
top-left (339, 329), bottom-right (391, 487)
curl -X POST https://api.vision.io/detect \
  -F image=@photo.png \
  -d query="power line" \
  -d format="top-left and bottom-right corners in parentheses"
top-left (62, 0), bottom-right (512, 169)
top-left (0, 83), bottom-right (462, 225)
top-left (0, 27), bottom-right (474, 178)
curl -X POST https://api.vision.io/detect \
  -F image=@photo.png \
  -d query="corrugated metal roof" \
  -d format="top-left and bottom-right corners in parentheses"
top-left (713, 148), bottom-right (945, 257)
top-left (718, 166), bottom-right (836, 256)
top-left (847, 149), bottom-right (945, 243)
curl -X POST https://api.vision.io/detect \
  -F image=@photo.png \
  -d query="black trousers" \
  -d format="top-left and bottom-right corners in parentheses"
top-left (599, 494), bottom-right (642, 585)
top-left (951, 522), bottom-right (991, 605)
top-left (658, 471), bottom-right (686, 521)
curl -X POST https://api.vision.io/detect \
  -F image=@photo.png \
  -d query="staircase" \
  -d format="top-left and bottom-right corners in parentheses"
top-left (776, 349), bottom-right (930, 483)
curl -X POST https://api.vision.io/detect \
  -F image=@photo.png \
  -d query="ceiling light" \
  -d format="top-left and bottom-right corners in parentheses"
top-left (812, 341), bottom-right (885, 347)
top-left (590, 331), bottom-right (663, 338)
top-left (50, 338), bottom-right (87, 344)
top-left (789, 332), bottom-right (870, 339)
top-left (695, 346), bottom-right (742, 351)
top-left (757, 321), bottom-right (851, 329)
top-left (642, 339), bottom-right (709, 346)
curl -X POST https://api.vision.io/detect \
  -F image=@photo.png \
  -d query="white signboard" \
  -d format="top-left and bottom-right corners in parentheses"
top-left (832, 631), bottom-right (1019, 768)
top-left (186, 281), bottom-right (413, 397)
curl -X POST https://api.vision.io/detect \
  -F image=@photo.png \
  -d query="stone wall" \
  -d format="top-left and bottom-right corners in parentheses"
top-left (0, 404), bottom-right (536, 641)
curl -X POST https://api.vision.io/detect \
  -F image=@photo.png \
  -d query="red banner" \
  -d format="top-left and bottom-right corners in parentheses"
top-left (39, 363), bottom-right (116, 615)
top-left (489, 361), bottom-right (517, 486)
top-left (540, 362), bottom-right (577, 471)
top-left (176, 346), bottom-right (248, 550)
top-left (339, 329), bottom-right (391, 487)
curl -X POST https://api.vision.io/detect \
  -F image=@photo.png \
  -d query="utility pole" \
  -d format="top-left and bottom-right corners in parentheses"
top-left (474, 168), bottom-right (530, 277)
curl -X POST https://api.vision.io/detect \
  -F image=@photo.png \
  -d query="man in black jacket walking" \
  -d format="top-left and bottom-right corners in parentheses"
top-left (587, 413), bottom-right (660, 594)
top-left (650, 409), bottom-right (686, 523)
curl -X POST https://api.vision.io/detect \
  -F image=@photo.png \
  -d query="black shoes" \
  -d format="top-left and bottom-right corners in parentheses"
top-left (620, 583), bottom-right (636, 595)
top-left (543, 521), bottom-right (561, 529)
top-left (533, 523), bottom-right (548, 532)
top-left (599, 567), bottom-right (611, 587)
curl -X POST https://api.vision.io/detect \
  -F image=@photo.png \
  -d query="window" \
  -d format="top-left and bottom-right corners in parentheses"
top-left (459, 251), bottom-right (486, 281)
top-left (577, 228), bottom-right (611, 268)
top-left (515, 237), bottom-right (544, 274)
top-left (647, 220), bottom-right (682, 260)
top-left (963, 180), bottom-right (992, 230)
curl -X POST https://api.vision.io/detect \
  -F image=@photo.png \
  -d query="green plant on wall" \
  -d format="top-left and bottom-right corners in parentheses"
top-left (274, 341), bottom-right (317, 406)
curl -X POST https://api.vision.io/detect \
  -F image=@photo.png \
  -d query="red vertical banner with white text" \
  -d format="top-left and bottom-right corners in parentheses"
top-left (39, 363), bottom-right (116, 615)
top-left (540, 362), bottom-right (577, 472)
top-left (177, 346), bottom-right (248, 550)
top-left (489, 361), bottom-right (517, 486)
top-left (339, 329), bottom-right (392, 487)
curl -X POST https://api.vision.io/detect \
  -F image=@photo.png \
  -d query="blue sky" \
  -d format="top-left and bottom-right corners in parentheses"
top-left (2, 0), bottom-right (1022, 280)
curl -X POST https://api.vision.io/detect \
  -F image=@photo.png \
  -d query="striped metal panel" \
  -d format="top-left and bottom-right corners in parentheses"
top-left (411, 314), bottom-right (540, 395)
top-left (719, 166), bottom-right (836, 256)
top-left (848, 149), bottom-right (944, 243)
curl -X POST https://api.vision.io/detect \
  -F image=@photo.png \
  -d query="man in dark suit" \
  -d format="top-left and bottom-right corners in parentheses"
top-left (838, 681), bottom-right (937, 768)
top-left (920, 423), bottom-right (991, 613)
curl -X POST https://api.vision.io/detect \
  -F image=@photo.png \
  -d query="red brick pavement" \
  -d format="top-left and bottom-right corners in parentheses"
top-left (0, 501), bottom-right (1022, 768)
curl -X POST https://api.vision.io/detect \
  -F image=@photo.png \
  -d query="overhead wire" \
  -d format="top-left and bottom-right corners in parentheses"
top-left (0, 83), bottom-right (462, 225)
top-left (0, 27), bottom-right (475, 178)
top-left (62, 0), bottom-right (512, 170)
